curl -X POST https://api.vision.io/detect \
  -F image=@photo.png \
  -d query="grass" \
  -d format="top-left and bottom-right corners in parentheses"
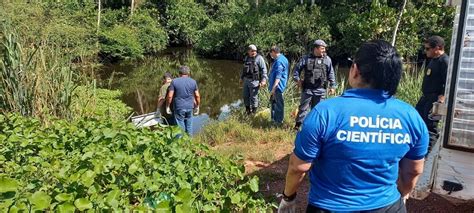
top-left (197, 65), bottom-right (423, 173)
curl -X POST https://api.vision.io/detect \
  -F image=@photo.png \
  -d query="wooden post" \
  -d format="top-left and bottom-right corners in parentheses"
top-left (96, 0), bottom-right (101, 48)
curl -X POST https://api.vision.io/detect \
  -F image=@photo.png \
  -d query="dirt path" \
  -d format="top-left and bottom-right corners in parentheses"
top-left (247, 154), bottom-right (474, 213)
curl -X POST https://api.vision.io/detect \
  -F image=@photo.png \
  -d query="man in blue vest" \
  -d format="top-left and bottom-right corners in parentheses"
top-left (268, 45), bottom-right (289, 126)
top-left (241, 44), bottom-right (268, 115)
top-left (293, 39), bottom-right (337, 131)
top-left (278, 40), bottom-right (429, 212)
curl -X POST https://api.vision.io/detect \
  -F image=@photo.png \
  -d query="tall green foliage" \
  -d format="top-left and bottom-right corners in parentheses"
top-left (165, 0), bottom-right (209, 46)
top-left (0, 31), bottom-right (76, 119)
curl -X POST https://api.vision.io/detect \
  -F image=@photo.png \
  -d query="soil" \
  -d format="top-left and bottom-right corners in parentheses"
top-left (247, 154), bottom-right (474, 213)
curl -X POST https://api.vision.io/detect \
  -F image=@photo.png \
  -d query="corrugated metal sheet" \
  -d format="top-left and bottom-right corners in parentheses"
top-left (429, 0), bottom-right (474, 201)
top-left (448, 2), bottom-right (474, 149)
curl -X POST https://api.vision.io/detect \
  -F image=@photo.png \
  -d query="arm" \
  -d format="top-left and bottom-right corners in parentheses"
top-left (271, 61), bottom-right (284, 94)
top-left (438, 57), bottom-right (449, 103)
top-left (166, 82), bottom-right (174, 108)
top-left (398, 158), bottom-right (425, 197)
top-left (194, 90), bottom-right (201, 107)
top-left (326, 57), bottom-right (337, 89)
top-left (398, 115), bottom-right (430, 197)
top-left (166, 90), bottom-right (174, 108)
top-left (240, 57), bottom-right (246, 81)
top-left (284, 153), bottom-right (312, 197)
top-left (283, 109), bottom-right (325, 197)
top-left (157, 86), bottom-right (167, 108)
top-left (293, 56), bottom-right (305, 81)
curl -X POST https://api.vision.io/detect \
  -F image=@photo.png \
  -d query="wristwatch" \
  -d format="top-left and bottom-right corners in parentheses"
top-left (282, 191), bottom-right (297, 202)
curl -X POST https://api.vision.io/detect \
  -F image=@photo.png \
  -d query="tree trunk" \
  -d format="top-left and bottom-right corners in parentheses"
top-left (96, 0), bottom-right (101, 48)
top-left (131, 0), bottom-right (135, 15)
top-left (391, 0), bottom-right (407, 46)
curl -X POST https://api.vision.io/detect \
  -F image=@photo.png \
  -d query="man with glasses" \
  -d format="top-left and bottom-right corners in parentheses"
top-left (416, 35), bottom-right (449, 148)
top-left (240, 44), bottom-right (268, 115)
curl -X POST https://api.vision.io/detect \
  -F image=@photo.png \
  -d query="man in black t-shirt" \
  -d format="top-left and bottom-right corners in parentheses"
top-left (416, 36), bottom-right (449, 146)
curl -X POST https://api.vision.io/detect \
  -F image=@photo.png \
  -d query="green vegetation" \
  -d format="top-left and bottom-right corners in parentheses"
top-left (0, 2), bottom-right (168, 60)
top-left (0, 114), bottom-right (270, 211)
top-left (1, 1), bottom-right (454, 60)
top-left (0, 31), bottom-right (76, 119)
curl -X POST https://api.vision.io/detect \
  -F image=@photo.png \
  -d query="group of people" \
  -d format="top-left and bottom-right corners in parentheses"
top-left (241, 40), bottom-right (336, 129)
top-left (157, 35), bottom-right (449, 212)
top-left (157, 66), bottom-right (200, 135)
top-left (278, 36), bottom-right (448, 213)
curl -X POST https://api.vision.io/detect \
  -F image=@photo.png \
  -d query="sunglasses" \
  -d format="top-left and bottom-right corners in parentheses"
top-left (424, 46), bottom-right (433, 51)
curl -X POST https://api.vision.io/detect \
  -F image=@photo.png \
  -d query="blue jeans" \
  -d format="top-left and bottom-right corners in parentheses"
top-left (174, 109), bottom-right (193, 135)
top-left (271, 91), bottom-right (284, 124)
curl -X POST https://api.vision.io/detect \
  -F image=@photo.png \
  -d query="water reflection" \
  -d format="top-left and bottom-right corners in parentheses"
top-left (101, 49), bottom-right (242, 118)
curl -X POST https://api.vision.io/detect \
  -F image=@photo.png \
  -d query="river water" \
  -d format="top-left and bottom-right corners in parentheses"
top-left (101, 48), bottom-right (349, 133)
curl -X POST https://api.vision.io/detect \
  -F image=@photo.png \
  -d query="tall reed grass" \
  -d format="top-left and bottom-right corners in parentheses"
top-left (1, 29), bottom-right (76, 119)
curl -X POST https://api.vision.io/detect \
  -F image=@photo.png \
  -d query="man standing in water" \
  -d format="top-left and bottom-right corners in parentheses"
top-left (278, 40), bottom-right (429, 212)
top-left (268, 45), bottom-right (289, 126)
top-left (166, 66), bottom-right (200, 135)
top-left (416, 35), bottom-right (449, 148)
top-left (241, 44), bottom-right (268, 115)
top-left (293, 39), bottom-right (336, 131)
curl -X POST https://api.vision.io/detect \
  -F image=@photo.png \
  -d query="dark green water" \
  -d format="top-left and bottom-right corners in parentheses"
top-left (101, 48), bottom-right (350, 120)
top-left (101, 48), bottom-right (243, 118)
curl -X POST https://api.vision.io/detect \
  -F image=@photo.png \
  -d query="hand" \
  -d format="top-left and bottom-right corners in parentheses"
top-left (402, 194), bottom-right (409, 204)
top-left (239, 79), bottom-right (243, 85)
top-left (277, 199), bottom-right (296, 213)
top-left (259, 81), bottom-right (266, 87)
top-left (193, 106), bottom-right (199, 115)
top-left (155, 107), bottom-right (161, 116)
top-left (166, 107), bottom-right (172, 115)
top-left (328, 88), bottom-right (336, 96)
top-left (270, 89), bottom-right (276, 97)
top-left (438, 95), bottom-right (445, 104)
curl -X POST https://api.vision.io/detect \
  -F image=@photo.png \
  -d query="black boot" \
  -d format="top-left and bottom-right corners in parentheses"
top-left (293, 122), bottom-right (302, 131)
top-left (251, 107), bottom-right (257, 114)
top-left (245, 106), bottom-right (251, 115)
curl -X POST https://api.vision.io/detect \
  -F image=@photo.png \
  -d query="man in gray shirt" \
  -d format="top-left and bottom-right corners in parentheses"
top-left (293, 40), bottom-right (336, 130)
top-left (240, 44), bottom-right (268, 115)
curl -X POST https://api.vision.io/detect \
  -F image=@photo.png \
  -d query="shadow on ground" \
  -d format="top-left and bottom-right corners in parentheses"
top-left (249, 154), bottom-right (474, 213)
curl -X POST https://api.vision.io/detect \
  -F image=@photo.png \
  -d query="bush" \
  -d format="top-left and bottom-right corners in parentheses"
top-left (70, 86), bottom-right (132, 121)
top-left (165, 0), bottom-right (209, 46)
top-left (0, 114), bottom-right (270, 211)
top-left (250, 5), bottom-right (331, 58)
top-left (100, 25), bottom-right (144, 59)
top-left (129, 9), bottom-right (168, 54)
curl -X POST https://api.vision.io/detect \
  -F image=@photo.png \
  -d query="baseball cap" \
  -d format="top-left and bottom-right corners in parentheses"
top-left (248, 44), bottom-right (257, 51)
top-left (313, 40), bottom-right (327, 47)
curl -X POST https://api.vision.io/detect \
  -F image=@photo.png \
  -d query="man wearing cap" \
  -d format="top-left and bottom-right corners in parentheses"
top-left (293, 39), bottom-right (336, 131)
top-left (166, 65), bottom-right (201, 135)
top-left (240, 44), bottom-right (268, 115)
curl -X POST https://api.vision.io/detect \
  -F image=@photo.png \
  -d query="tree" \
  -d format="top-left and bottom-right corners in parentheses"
top-left (391, 0), bottom-right (408, 46)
